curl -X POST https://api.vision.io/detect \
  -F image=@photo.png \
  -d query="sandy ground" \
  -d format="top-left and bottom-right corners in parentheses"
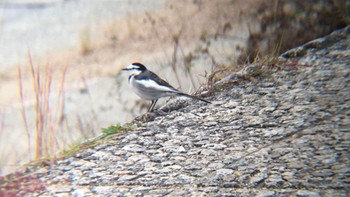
top-left (0, 0), bottom-right (259, 175)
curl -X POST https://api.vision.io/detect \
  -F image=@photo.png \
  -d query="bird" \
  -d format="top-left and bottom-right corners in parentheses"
top-left (122, 62), bottom-right (211, 112)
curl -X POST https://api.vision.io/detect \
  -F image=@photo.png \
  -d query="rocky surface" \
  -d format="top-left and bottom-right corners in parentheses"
top-left (2, 26), bottom-right (350, 196)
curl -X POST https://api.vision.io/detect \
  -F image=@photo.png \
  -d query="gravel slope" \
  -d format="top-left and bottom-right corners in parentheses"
top-left (2, 26), bottom-right (349, 196)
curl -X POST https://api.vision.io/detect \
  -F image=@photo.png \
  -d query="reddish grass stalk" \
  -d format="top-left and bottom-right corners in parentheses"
top-left (42, 66), bottom-right (52, 157)
top-left (17, 65), bottom-right (32, 157)
top-left (25, 51), bottom-right (69, 159)
top-left (58, 65), bottom-right (68, 125)
top-left (55, 64), bottom-right (69, 149)
top-left (27, 51), bottom-right (43, 160)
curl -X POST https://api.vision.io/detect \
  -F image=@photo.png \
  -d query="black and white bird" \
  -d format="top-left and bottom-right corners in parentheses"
top-left (122, 62), bottom-right (210, 112)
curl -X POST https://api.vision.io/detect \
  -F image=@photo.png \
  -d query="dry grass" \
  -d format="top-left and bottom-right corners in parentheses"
top-left (17, 51), bottom-right (69, 160)
top-left (14, 50), bottom-right (109, 171)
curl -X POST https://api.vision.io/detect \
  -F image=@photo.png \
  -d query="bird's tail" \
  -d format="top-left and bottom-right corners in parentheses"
top-left (177, 92), bottom-right (211, 103)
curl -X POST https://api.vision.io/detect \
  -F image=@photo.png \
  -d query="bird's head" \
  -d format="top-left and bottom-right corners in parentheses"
top-left (122, 62), bottom-right (147, 75)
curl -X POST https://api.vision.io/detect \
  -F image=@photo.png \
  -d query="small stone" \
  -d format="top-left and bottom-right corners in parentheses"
top-left (155, 133), bottom-right (169, 140)
top-left (147, 189), bottom-right (173, 196)
top-left (71, 187), bottom-right (93, 196)
top-left (263, 128), bottom-right (285, 137)
top-left (178, 119), bottom-right (197, 127)
top-left (243, 116), bottom-right (263, 126)
top-left (249, 171), bottom-right (268, 186)
top-left (184, 165), bottom-right (202, 171)
top-left (177, 174), bottom-right (195, 184)
top-left (312, 170), bottom-right (335, 177)
top-left (56, 166), bottom-right (72, 172)
top-left (171, 156), bottom-right (187, 162)
top-left (162, 177), bottom-right (183, 186)
top-left (118, 174), bottom-right (139, 182)
top-left (155, 167), bottom-right (172, 174)
top-left (46, 184), bottom-right (72, 193)
top-left (121, 134), bottom-right (139, 142)
top-left (287, 162), bottom-right (303, 170)
top-left (112, 149), bottom-right (127, 156)
top-left (156, 165), bottom-right (182, 174)
top-left (257, 190), bottom-right (276, 197)
top-left (221, 100), bottom-right (240, 109)
top-left (200, 149), bottom-right (217, 156)
top-left (221, 125), bottom-right (242, 131)
top-left (56, 159), bottom-right (71, 165)
top-left (92, 186), bottom-right (115, 195)
top-left (167, 165), bottom-right (182, 170)
top-left (202, 121), bottom-right (218, 127)
top-left (282, 171), bottom-right (296, 180)
top-left (122, 144), bottom-right (144, 153)
top-left (265, 174), bottom-right (284, 187)
top-left (259, 107), bottom-right (276, 115)
top-left (141, 131), bottom-right (155, 136)
top-left (86, 151), bottom-right (108, 160)
top-left (93, 143), bottom-right (110, 151)
top-left (296, 190), bottom-right (321, 197)
top-left (203, 143), bottom-right (227, 150)
top-left (150, 156), bottom-right (165, 163)
top-left (88, 172), bottom-right (105, 179)
top-left (78, 162), bottom-right (96, 171)
top-left (70, 160), bottom-right (86, 167)
top-left (129, 186), bottom-right (152, 193)
top-left (208, 162), bottom-right (225, 170)
top-left (127, 154), bottom-right (150, 162)
top-left (33, 168), bottom-right (48, 176)
top-left (76, 177), bottom-right (91, 185)
top-left (163, 146), bottom-right (186, 153)
top-left (216, 168), bottom-right (234, 176)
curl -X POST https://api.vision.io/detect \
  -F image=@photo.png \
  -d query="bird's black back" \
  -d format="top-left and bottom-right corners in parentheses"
top-left (134, 70), bottom-right (178, 92)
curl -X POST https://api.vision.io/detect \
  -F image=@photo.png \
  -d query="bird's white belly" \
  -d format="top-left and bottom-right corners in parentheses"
top-left (129, 76), bottom-right (173, 100)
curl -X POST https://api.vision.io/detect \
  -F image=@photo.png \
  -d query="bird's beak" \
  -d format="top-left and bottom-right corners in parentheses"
top-left (122, 68), bottom-right (129, 71)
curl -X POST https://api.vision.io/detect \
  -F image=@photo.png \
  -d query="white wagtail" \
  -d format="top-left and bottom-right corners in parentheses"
top-left (122, 62), bottom-right (211, 112)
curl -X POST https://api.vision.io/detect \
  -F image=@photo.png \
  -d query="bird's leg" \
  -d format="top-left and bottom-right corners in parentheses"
top-left (148, 99), bottom-right (158, 112)
top-left (152, 99), bottom-right (158, 111)
top-left (147, 100), bottom-right (154, 112)
top-left (149, 99), bottom-right (158, 112)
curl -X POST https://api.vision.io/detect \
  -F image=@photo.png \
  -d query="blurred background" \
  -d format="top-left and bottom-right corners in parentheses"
top-left (0, 0), bottom-right (348, 175)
